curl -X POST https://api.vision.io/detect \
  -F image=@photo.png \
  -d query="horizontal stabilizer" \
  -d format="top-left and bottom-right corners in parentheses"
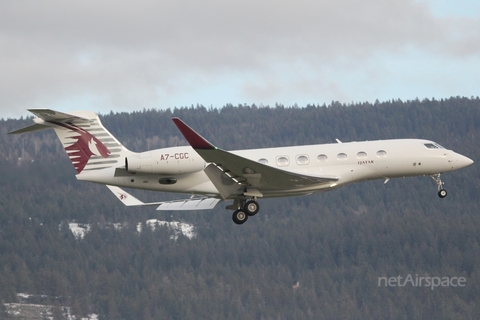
top-left (27, 109), bottom-right (91, 123)
top-left (106, 185), bottom-right (221, 211)
top-left (9, 123), bottom-right (49, 135)
top-left (9, 108), bottom-right (94, 135)
top-left (156, 198), bottom-right (221, 211)
top-left (106, 185), bottom-right (156, 206)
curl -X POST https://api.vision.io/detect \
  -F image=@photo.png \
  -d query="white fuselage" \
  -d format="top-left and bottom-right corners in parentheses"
top-left (77, 139), bottom-right (473, 198)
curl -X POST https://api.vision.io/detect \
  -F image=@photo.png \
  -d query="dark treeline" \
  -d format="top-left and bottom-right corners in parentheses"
top-left (0, 97), bottom-right (479, 319)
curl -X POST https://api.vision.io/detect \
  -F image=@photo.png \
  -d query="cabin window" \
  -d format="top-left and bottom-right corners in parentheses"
top-left (258, 158), bottom-right (268, 164)
top-left (337, 153), bottom-right (347, 160)
top-left (276, 156), bottom-right (290, 166)
top-left (317, 154), bottom-right (328, 162)
top-left (376, 150), bottom-right (387, 157)
top-left (357, 151), bottom-right (367, 159)
top-left (296, 155), bottom-right (309, 165)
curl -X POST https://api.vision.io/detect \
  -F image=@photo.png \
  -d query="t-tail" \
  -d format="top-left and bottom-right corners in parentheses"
top-left (9, 109), bottom-right (133, 176)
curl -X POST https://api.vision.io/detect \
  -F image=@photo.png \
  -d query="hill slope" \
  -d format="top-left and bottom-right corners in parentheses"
top-left (1, 97), bottom-right (479, 319)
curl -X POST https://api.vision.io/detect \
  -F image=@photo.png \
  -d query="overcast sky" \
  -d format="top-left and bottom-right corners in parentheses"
top-left (1, 0), bottom-right (479, 119)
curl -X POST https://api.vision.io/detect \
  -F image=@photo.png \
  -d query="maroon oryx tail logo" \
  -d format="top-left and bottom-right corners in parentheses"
top-left (56, 122), bottom-right (111, 173)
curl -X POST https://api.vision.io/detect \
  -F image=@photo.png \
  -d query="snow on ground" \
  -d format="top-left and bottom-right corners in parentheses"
top-left (68, 223), bottom-right (91, 239)
top-left (17, 292), bottom-right (35, 299)
top-left (68, 220), bottom-right (195, 240)
top-left (138, 219), bottom-right (196, 239)
top-left (4, 302), bottom-right (72, 319)
top-left (5, 299), bottom-right (98, 320)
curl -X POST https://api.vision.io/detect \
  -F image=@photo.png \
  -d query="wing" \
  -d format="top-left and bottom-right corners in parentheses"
top-left (172, 118), bottom-right (338, 198)
top-left (106, 185), bottom-right (222, 210)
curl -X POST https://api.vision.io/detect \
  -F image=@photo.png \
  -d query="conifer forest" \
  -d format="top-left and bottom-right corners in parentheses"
top-left (0, 97), bottom-right (479, 319)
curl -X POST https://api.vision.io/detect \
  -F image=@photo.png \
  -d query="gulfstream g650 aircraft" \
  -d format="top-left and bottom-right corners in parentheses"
top-left (10, 109), bottom-right (473, 225)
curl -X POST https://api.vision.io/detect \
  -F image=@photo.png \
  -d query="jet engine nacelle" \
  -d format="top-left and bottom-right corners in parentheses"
top-left (125, 147), bottom-right (204, 175)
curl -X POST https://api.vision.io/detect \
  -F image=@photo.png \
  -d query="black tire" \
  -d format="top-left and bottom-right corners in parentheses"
top-left (244, 200), bottom-right (260, 216)
top-left (438, 189), bottom-right (447, 198)
top-left (232, 210), bottom-right (248, 225)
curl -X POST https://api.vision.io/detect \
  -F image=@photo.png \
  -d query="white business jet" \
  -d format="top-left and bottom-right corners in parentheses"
top-left (10, 109), bottom-right (473, 225)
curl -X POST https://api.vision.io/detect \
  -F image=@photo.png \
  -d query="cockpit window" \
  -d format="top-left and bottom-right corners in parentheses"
top-left (424, 143), bottom-right (445, 150)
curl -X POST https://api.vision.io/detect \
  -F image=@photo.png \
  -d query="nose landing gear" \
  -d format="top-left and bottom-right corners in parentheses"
top-left (438, 189), bottom-right (447, 198)
top-left (431, 173), bottom-right (447, 198)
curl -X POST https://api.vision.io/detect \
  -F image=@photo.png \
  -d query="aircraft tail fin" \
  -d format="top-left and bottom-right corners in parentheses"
top-left (9, 109), bottom-right (132, 175)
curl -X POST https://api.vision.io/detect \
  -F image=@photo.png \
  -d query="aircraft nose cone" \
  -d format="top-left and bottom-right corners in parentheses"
top-left (457, 154), bottom-right (474, 168)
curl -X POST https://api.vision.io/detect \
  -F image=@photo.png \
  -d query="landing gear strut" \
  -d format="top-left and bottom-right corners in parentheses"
top-left (230, 198), bottom-right (260, 224)
top-left (430, 173), bottom-right (447, 198)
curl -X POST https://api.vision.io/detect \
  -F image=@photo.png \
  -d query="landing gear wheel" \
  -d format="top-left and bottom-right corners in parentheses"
top-left (232, 210), bottom-right (248, 225)
top-left (438, 189), bottom-right (447, 198)
top-left (244, 200), bottom-right (260, 216)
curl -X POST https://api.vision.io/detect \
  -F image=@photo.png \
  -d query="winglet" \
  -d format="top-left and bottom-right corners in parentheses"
top-left (172, 118), bottom-right (216, 150)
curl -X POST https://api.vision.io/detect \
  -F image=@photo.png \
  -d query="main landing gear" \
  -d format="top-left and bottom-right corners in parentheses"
top-left (231, 198), bottom-right (260, 225)
top-left (430, 173), bottom-right (447, 198)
